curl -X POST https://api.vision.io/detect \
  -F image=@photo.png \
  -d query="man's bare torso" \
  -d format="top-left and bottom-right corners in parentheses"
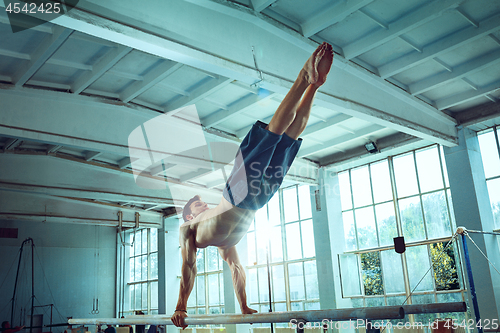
top-left (179, 198), bottom-right (256, 250)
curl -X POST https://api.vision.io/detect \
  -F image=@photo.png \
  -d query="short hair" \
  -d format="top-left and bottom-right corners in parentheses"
top-left (2, 322), bottom-right (9, 329)
top-left (182, 195), bottom-right (201, 222)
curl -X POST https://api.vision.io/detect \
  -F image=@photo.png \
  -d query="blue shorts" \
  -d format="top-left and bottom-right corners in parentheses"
top-left (223, 121), bottom-right (302, 210)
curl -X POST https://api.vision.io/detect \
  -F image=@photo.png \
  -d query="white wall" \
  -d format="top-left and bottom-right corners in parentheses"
top-left (0, 219), bottom-right (117, 332)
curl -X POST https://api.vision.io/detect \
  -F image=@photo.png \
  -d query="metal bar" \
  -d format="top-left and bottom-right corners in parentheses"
top-left (403, 302), bottom-right (466, 314)
top-left (461, 234), bottom-right (483, 333)
top-left (70, 306), bottom-right (405, 325)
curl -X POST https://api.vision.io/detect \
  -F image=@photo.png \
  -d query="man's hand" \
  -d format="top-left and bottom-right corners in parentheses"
top-left (171, 310), bottom-right (188, 329)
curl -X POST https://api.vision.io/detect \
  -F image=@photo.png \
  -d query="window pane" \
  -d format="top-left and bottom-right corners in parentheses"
top-left (150, 228), bottom-right (158, 252)
top-left (351, 166), bottom-right (373, 207)
top-left (197, 275), bottom-right (205, 306)
top-left (355, 207), bottom-right (378, 249)
top-left (305, 302), bottom-right (320, 310)
top-left (151, 281), bottom-right (158, 309)
top-left (130, 258), bottom-right (135, 282)
top-left (370, 160), bottom-right (393, 203)
top-left (142, 230), bottom-right (147, 254)
top-left (135, 283), bottom-right (141, 309)
top-left (375, 202), bottom-right (397, 247)
top-left (304, 261), bottom-right (319, 300)
top-left (130, 284), bottom-right (135, 309)
top-left (134, 257), bottom-right (141, 281)
top-left (339, 171), bottom-right (353, 210)
top-left (406, 245), bottom-right (433, 292)
top-left (478, 130), bottom-right (500, 178)
top-left (440, 146), bottom-right (450, 188)
top-left (339, 254), bottom-right (361, 297)
top-left (258, 267), bottom-right (270, 303)
top-left (272, 265), bottom-right (286, 301)
top-left (208, 274), bottom-right (219, 305)
top-left (301, 219), bottom-right (315, 258)
top-left (298, 185), bottom-right (312, 220)
top-left (256, 229), bottom-right (269, 265)
top-left (288, 262), bottom-right (305, 301)
top-left (394, 153), bottom-right (419, 198)
top-left (247, 232), bottom-right (257, 265)
top-left (219, 272), bottom-right (224, 304)
top-left (286, 223), bottom-right (302, 260)
top-left (416, 146), bottom-right (444, 193)
top-left (248, 268), bottom-right (258, 303)
top-left (134, 232), bottom-right (141, 256)
top-left (141, 255), bottom-right (147, 280)
top-left (274, 302), bottom-right (286, 312)
top-left (487, 178), bottom-right (500, 229)
top-left (270, 226), bottom-right (283, 262)
top-left (196, 249), bottom-right (205, 273)
top-left (268, 194), bottom-right (281, 225)
top-left (342, 211), bottom-right (357, 251)
top-left (366, 297), bottom-right (384, 307)
top-left (255, 205), bottom-right (268, 230)
top-left (150, 253), bottom-right (158, 279)
top-left (447, 189), bottom-right (456, 228)
top-left (283, 187), bottom-right (299, 222)
top-left (399, 196), bottom-right (425, 242)
top-left (291, 302), bottom-right (303, 311)
top-left (380, 250), bottom-right (405, 294)
top-left (360, 252), bottom-right (383, 296)
top-left (207, 246), bottom-right (219, 272)
top-left (209, 307), bottom-right (220, 314)
top-left (430, 242), bottom-right (459, 291)
top-left (422, 191), bottom-right (452, 239)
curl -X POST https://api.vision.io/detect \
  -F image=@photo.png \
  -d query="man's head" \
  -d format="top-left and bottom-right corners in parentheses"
top-left (182, 195), bottom-right (209, 221)
top-left (2, 322), bottom-right (10, 329)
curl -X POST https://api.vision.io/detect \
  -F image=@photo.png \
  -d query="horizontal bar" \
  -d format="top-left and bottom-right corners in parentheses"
top-left (69, 306), bottom-right (404, 326)
top-left (403, 302), bottom-right (466, 314)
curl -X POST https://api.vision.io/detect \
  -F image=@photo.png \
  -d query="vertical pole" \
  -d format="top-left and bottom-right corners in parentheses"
top-left (461, 234), bottom-right (482, 333)
top-left (30, 239), bottom-right (34, 333)
top-left (11, 240), bottom-right (26, 325)
top-left (266, 244), bottom-right (274, 333)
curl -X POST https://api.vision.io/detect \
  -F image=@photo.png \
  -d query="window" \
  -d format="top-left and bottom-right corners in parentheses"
top-left (246, 185), bottom-right (319, 326)
top-left (478, 127), bottom-right (500, 231)
top-left (127, 228), bottom-right (159, 315)
top-left (338, 145), bottom-right (465, 314)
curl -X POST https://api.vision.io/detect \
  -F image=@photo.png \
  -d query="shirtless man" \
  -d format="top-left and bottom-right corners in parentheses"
top-left (171, 42), bottom-right (333, 328)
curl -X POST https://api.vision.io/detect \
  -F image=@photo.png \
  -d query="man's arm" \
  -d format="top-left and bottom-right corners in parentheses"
top-left (171, 228), bottom-right (197, 328)
top-left (218, 246), bottom-right (257, 314)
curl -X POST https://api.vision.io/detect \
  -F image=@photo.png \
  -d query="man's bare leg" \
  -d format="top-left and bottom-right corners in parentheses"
top-left (218, 246), bottom-right (257, 314)
top-left (285, 43), bottom-right (334, 140)
top-left (266, 43), bottom-right (327, 136)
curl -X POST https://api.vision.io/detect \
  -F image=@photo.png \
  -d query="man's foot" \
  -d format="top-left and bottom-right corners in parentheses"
top-left (302, 42), bottom-right (326, 85)
top-left (242, 307), bottom-right (258, 314)
top-left (314, 43), bottom-right (334, 87)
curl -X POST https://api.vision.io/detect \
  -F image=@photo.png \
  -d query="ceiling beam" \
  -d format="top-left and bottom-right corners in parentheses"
top-left (12, 26), bottom-right (73, 86)
top-left (0, 189), bottom-right (163, 228)
top-left (180, 168), bottom-right (213, 182)
top-left (409, 49), bottom-right (500, 96)
top-left (202, 91), bottom-right (276, 128)
top-left (120, 61), bottom-right (184, 103)
top-left (46, 144), bottom-right (63, 153)
top-left (453, 102), bottom-right (500, 127)
top-left (378, 12), bottom-right (500, 78)
top-left (84, 151), bottom-right (102, 161)
top-left (435, 80), bottom-right (500, 110)
top-left (321, 132), bottom-right (423, 171)
top-left (4, 138), bottom-right (23, 150)
top-left (300, 0), bottom-right (374, 38)
top-left (343, 0), bottom-right (463, 60)
top-left (298, 124), bottom-right (384, 157)
top-left (164, 76), bottom-right (233, 112)
top-left (301, 114), bottom-right (353, 137)
top-left (71, 45), bottom-right (132, 94)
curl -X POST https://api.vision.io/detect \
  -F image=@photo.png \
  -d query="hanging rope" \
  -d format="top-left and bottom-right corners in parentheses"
top-left (462, 229), bottom-right (500, 275)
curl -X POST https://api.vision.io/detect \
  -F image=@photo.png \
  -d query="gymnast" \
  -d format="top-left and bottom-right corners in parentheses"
top-left (172, 42), bottom-right (334, 328)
